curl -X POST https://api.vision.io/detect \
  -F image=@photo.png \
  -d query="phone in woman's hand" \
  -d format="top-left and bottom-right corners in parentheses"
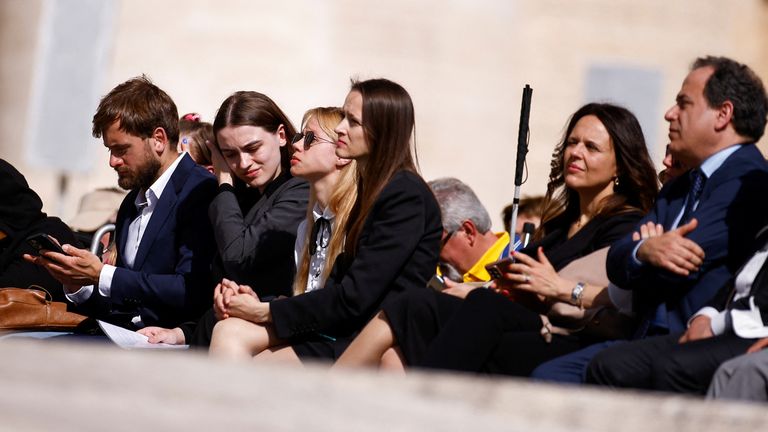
top-left (485, 256), bottom-right (515, 280)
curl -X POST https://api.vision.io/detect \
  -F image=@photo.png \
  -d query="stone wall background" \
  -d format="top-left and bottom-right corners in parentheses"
top-left (2, 0), bottom-right (766, 230)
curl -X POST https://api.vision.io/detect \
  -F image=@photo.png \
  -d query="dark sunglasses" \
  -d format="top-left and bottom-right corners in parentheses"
top-left (290, 131), bottom-right (336, 151)
top-left (440, 229), bottom-right (456, 249)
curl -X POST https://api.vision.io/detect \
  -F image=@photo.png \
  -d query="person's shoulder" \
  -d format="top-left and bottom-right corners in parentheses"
top-left (272, 176), bottom-right (310, 203)
top-left (282, 175), bottom-right (310, 191)
top-left (722, 144), bottom-right (768, 174)
top-left (382, 170), bottom-right (431, 195)
top-left (174, 154), bottom-right (217, 188)
top-left (596, 208), bottom-right (643, 229)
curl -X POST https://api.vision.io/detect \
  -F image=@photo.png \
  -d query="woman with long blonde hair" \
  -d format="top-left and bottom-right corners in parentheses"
top-left (290, 107), bottom-right (357, 296)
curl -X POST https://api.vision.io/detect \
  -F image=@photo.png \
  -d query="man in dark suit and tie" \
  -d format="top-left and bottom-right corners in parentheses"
top-left (583, 56), bottom-right (768, 392)
top-left (532, 56), bottom-right (768, 385)
top-left (27, 76), bottom-right (217, 329)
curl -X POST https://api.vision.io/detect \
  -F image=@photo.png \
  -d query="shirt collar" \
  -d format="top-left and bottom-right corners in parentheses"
top-left (464, 232), bottom-right (510, 283)
top-left (134, 153), bottom-right (185, 210)
top-left (698, 144), bottom-right (742, 179)
top-left (312, 202), bottom-right (336, 222)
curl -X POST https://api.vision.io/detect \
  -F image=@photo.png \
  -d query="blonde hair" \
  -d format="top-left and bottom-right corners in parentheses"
top-left (293, 107), bottom-right (358, 295)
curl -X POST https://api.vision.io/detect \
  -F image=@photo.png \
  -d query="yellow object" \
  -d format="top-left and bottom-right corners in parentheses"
top-left (463, 232), bottom-right (510, 282)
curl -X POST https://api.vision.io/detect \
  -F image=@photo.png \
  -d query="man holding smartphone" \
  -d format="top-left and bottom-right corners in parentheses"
top-left (25, 76), bottom-right (217, 329)
top-left (428, 178), bottom-right (511, 296)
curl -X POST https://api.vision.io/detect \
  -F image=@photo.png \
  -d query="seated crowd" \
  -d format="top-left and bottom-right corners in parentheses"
top-left (5, 54), bottom-right (768, 403)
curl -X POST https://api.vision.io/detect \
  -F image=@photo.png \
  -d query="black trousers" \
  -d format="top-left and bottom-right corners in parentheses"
top-left (419, 289), bottom-right (583, 376)
top-left (586, 332), bottom-right (756, 394)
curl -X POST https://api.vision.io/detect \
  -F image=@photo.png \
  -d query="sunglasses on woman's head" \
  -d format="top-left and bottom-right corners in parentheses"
top-left (290, 131), bottom-right (336, 151)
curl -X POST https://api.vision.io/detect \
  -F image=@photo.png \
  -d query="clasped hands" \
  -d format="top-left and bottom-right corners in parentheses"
top-left (23, 239), bottom-right (103, 288)
top-left (214, 278), bottom-right (271, 323)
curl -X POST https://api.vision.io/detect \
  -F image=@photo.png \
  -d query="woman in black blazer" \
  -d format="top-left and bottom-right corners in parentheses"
top-left (336, 103), bottom-right (660, 375)
top-left (206, 79), bottom-right (442, 363)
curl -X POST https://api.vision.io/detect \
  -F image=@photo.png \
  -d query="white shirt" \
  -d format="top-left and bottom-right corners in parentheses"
top-left (66, 154), bottom-right (185, 307)
top-left (293, 203), bottom-right (335, 293)
top-left (693, 248), bottom-right (768, 337)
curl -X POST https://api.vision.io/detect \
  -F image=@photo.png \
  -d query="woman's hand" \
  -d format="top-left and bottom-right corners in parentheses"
top-left (217, 279), bottom-right (271, 323)
top-left (499, 248), bottom-right (572, 302)
top-left (137, 326), bottom-right (185, 345)
top-left (632, 221), bottom-right (665, 241)
top-left (227, 294), bottom-right (272, 324)
top-left (746, 337), bottom-right (768, 354)
top-left (205, 139), bottom-right (234, 186)
top-left (213, 279), bottom-right (237, 320)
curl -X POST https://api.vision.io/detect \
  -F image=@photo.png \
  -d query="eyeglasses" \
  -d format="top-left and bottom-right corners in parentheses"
top-left (440, 229), bottom-right (456, 249)
top-left (290, 131), bottom-right (336, 151)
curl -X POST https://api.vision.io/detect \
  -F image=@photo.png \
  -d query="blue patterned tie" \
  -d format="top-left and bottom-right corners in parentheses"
top-left (680, 169), bottom-right (705, 225)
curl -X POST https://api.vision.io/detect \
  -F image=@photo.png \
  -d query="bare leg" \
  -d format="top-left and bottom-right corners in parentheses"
top-left (209, 317), bottom-right (282, 361)
top-left (379, 347), bottom-right (406, 374)
top-left (334, 311), bottom-right (398, 369)
top-left (253, 345), bottom-right (303, 367)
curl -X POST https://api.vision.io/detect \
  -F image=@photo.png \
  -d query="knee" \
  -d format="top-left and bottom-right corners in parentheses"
top-left (210, 317), bottom-right (263, 352)
top-left (650, 354), bottom-right (705, 394)
top-left (212, 317), bottom-right (249, 340)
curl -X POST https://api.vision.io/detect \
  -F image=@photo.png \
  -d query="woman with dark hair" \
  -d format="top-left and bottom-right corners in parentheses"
top-left (205, 78), bottom-right (442, 364)
top-left (138, 91), bottom-right (309, 346)
top-left (206, 91), bottom-right (309, 300)
top-left (336, 102), bottom-right (659, 375)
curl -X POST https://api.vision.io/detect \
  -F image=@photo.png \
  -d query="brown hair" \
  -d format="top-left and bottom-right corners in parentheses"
top-left (92, 74), bottom-right (179, 145)
top-left (212, 91), bottom-right (296, 175)
top-left (537, 103), bottom-right (658, 240)
top-left (179, 113), bottom-right (214, 166)
top-left (344, 79), bottom-right (418, 254)
top-left (502, 195), bottom-right (545, 233)
top-left (293, 107), bottom-right (358, 295)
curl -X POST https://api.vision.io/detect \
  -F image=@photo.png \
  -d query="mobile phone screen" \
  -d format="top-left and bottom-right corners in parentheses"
top-left (26, 233), bottom-right (67, 255)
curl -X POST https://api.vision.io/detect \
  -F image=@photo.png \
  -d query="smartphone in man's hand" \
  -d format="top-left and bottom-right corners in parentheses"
top-left (26, 233), bottom-right (68, 256)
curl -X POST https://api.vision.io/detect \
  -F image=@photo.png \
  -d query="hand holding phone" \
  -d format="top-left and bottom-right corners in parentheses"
top-left (485, 256), bottom-right (515, 280)
top-left (26, 233), bottom-right (68, 256)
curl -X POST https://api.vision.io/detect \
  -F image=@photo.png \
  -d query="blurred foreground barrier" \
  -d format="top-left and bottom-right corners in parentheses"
top-left (0, 338), bottom-right (766, 431)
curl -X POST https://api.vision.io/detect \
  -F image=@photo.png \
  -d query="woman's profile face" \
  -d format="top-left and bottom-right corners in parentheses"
top-left (562, 115), bottom-right (618, 195)
top-left (335, 91), bottom-right (369, 160)
top-left (290, 116), bottom-right (341, 181)
top-left (216, 124), bottom-right (285, 191)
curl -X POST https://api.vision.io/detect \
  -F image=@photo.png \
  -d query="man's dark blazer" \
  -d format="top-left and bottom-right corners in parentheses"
top-left (77, 154), bottom-right (218, 328)
top-left (607, 144), bottom-right (768, 334)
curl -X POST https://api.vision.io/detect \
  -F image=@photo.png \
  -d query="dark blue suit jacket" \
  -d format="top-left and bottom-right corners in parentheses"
top-left (607, 144), bottom-right (768, 334)
top-left (79, 154), bottom-right (217, 328)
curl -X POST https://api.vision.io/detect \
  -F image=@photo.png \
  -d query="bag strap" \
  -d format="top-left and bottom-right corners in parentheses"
top-left (25, 284), bottom-right (53, 303)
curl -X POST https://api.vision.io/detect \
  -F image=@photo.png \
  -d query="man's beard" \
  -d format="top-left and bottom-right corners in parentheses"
top-left (117, 156), bottom-right (162, 191)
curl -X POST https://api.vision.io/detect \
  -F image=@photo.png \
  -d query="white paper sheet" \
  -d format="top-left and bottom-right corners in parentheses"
top-left (97, 320), bottom-right (189, 350)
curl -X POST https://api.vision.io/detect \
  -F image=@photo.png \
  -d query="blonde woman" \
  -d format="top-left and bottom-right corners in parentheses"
top-left (290, 107), bottom-right (357, 295)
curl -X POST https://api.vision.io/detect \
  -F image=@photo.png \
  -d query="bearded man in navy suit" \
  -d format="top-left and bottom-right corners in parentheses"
top-left (27, 76), bottom-right (217, 329)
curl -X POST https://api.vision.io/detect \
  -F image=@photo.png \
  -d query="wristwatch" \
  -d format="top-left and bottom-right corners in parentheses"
top-left (570, 282), bottom-right (585, 308)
